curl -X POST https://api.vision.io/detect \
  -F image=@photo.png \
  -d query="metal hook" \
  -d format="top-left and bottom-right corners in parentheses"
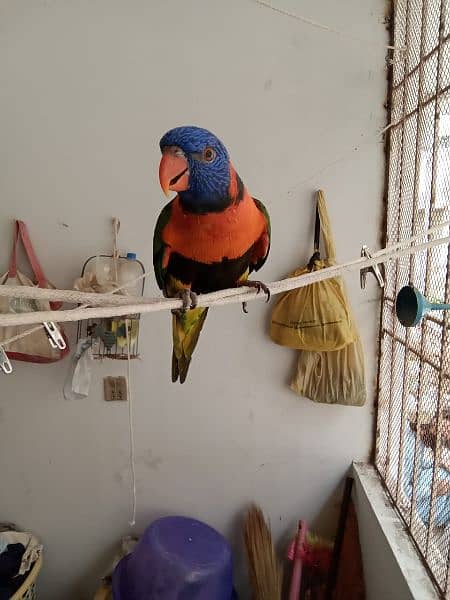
top-left (360, 245), bottom-right (384, 289)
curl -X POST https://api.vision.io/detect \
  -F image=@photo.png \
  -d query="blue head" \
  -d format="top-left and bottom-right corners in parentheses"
top-left (159, 126), bottom-right (235, 213)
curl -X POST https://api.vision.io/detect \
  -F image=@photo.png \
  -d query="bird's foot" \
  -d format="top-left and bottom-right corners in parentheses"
top-left (173, 289), bottom-right (198, 315)
top-left (237, 280), bottom-right (271, 313)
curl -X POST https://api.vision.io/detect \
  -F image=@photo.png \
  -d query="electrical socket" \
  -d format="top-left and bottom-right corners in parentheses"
top-left (104, 376), bottom-right (128, 401)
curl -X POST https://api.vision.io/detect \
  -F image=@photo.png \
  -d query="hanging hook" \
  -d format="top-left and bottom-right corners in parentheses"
top-left (360, 245), bottom-right (384, 289)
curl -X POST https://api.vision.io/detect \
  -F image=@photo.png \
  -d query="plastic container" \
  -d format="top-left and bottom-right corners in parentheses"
top-left (77, 254), bottom-right (145, 359)
top-left (91, 255), bottom-right (118, 288)
top-left (112, 516), bottom-right (235, 600)
top-left (118, 253), bottom-right (142, 297)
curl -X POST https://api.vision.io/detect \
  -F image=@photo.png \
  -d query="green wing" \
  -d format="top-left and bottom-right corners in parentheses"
top-left (153, 200), bottom-right (173, 292)
top-left (253, 197), bottom-right (271, 272)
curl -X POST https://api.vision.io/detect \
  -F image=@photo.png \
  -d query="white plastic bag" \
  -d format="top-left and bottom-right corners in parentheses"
top-left (63, 339), bottom-right (93, 400)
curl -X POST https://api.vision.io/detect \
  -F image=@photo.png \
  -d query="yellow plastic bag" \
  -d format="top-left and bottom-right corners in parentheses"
top-left (290, 335), bottom-right (366, 406)
top-left (270, 190), bottom-right (356, 352)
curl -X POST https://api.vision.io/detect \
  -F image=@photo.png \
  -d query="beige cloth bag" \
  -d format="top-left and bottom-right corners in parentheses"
top-left (0, 221), bottom-right (69, 363)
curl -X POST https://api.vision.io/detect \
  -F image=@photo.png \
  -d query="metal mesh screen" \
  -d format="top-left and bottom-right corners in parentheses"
top-left (376, 0), bottom-right (450, 594)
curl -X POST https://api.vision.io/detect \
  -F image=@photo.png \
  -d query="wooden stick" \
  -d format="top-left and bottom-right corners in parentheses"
top-left (325, 477), bottom-right (354, 600)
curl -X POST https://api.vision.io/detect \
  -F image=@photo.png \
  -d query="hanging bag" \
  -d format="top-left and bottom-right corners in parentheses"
top-left (290, 335), bottom-right (366, 406)
top-left (0, 220), bottom-right (69, 363)
top-left (270, 190), bottom-right (366, 406)
top-left (270, 190), bottom-right (356, 352)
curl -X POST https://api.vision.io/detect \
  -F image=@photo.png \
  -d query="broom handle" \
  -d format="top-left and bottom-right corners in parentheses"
top-left (289, 520), bottom-right (308, 600)
top-left (325, 477), bottom-right (354, 599)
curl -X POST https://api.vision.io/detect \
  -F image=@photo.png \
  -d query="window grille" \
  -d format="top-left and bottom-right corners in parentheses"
top-left (376, 0), bottom-right (450, 594)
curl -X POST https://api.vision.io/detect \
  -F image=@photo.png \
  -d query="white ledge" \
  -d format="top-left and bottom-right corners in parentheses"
top-left (352, 462), bottom-right (440, 600)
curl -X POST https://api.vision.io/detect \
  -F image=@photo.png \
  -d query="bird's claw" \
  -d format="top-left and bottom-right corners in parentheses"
top-left (174, 289), bottom-right (198, 315)
top-left (238, 280), bottom-right (271, 314)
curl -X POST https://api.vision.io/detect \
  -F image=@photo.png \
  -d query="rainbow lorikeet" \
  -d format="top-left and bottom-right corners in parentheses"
top-left (153, 126), bottom-right (271, 383)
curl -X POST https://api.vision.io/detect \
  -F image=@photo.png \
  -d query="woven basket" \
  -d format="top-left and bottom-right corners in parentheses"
top-left (10, 555), bottom-right (43, 600)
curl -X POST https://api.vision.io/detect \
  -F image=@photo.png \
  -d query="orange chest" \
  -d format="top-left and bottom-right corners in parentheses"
top-left (163, 197), bottom-right (266, 263)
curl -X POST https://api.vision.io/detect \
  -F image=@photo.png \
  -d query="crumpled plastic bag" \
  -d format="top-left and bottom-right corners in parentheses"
top-left (63, 339), bottom-right (93, 400)
top-left (73, 272), bottom-right (119, 294)
top-left (290, 335), bottom-right (366, 406)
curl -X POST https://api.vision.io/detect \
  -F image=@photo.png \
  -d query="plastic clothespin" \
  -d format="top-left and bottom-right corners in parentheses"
top-left (43, 322), bottom-right (67, 350)
top-left (0, 345), bottom-right (12, 374)
top-left (360, 245), bottom-right (384, 289)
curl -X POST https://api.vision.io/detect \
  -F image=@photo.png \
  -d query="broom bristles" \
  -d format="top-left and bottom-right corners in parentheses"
top-left (243, 504), bottom-right (283, 600)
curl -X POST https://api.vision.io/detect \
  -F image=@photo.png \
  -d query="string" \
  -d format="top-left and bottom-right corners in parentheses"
top-left (112, 218), bottom-right (120, 283)
top-left (1, 324), bottom-right (49, 347)
top-left (125, 318), bottom-right (137, 527)
top-left (252, 0), bottom-right (403, 51)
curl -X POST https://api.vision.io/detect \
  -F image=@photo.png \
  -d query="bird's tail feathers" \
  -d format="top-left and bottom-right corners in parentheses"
top-left (172, 307), bottom-right (208, 383)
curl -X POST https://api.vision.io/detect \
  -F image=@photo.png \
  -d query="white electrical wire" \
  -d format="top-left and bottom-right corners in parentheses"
top-left (125, 319), bottom-right (137, 527)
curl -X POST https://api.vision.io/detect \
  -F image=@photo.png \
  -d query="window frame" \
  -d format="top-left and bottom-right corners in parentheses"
top-left (375, 0), bottom-right (450, 596)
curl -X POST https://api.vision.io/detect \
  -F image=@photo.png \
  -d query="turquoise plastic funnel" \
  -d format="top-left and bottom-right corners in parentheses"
top-left (395, 285), bottom-right (450, 327)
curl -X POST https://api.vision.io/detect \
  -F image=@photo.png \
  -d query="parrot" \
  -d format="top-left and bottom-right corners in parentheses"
top-left (153, 125), bottom-right (271, 383)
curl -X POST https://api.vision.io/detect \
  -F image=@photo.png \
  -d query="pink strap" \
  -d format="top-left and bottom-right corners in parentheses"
top-left (8, 220), bottom-right (47, 287)
top-left (8, 221), bottom-right (20, 278)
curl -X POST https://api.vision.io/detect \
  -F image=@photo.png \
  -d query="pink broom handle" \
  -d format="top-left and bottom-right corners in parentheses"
top-left (289, 520), bottom-right (308, 600)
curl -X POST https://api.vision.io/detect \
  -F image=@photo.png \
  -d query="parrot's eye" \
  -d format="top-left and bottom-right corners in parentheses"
top-left (203, 147), bottom-right (216, 162)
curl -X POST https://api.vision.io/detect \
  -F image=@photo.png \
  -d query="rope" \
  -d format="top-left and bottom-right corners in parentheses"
top-left (0, 227), bottom-right (449, 332)
top-left (2, 324), bottom-right (48, 347)
top-left (0, 273), bottom-right (149, 349)
top-left (252, 0), bottom-right (403, 51)
top-left (125, 319), bottom-right (137, 527)
top-left (0, 220), bottom-right (450, 310)
top-left (2, 220), bottom-right (447, 310)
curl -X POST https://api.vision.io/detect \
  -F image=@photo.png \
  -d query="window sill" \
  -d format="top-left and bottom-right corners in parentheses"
top-left (352, 462), bottom-right (440, 600)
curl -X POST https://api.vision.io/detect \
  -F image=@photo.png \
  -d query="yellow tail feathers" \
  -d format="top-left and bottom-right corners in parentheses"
top-left (172, 307), bottom-right (208, 383)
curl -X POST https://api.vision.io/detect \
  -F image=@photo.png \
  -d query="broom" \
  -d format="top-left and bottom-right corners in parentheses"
top-left (243, 504), bottom-right (283, 600)
top-left (287, 521), bottom-right (333, 599)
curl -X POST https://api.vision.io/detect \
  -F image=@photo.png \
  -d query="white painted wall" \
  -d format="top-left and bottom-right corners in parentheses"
top-left (0, 1), bottom-right (386, 597)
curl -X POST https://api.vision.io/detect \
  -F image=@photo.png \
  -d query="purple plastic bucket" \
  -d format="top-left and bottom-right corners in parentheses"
top-left (112, 516), bottom-right (234, 600)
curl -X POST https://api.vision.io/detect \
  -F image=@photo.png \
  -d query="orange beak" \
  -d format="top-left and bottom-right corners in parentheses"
top-left (159, 151), bottom-right (190, 197)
